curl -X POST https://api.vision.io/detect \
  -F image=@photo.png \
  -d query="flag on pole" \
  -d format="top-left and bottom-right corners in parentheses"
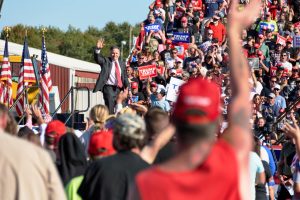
top-left (135, 28), bottom-right (145, 50)
top-left (38, 35), bottom-right (52, 114)
top-left (0, 38), bottom-right (13, 106)
top-left (16, 37), bottom-right (36, 116)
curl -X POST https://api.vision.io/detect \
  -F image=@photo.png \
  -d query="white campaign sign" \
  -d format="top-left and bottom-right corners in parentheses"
top-left (166, 77), bottom-right (185, 102)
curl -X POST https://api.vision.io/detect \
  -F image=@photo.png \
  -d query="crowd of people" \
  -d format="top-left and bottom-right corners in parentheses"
top-left (114, 0), bottom-right (300, 198)
top-left (2, 0), bottom-right (300, 199)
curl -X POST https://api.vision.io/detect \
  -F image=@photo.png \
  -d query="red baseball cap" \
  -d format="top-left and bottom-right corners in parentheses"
top-left (46, 120), bottom-right (66, 136)
top-left (45, 120), bottom-right (66, 147)
top-left (166, 39), bottom-right (172, 44)
top-left (131, 82), bottom-right (138, 89)
top-left (181, 17), bottom-right (188, 23)
top-left (150, 81), bottom-right (157, 87)
top-left (287, 38), bottom-right (293, 43)
top-left (88, 130), bottom-right (116, 157)
top-left (172, 78), bottom-right (221, 124)
top-left (155, 1), bottom-right (162, 6)
top-left (254, 43), bottom-right (260, 49)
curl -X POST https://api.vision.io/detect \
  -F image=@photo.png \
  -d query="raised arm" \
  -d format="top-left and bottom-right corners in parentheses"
top-left (221, 0), bottom-right (261, 199)
top-left (94, 38), bottom-right (106, 66)
top-left (140, 125), bottom-right (175, 164)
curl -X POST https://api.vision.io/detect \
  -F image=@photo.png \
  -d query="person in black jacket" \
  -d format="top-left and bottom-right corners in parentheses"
top-left (93, 38), bottom-right (129, 114)
top-left (78, 114), bottom-right (149, 200)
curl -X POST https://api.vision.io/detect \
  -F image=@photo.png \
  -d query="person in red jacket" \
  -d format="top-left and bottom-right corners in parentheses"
top-left (205, 15), bottom-right (226, 45)
top-left (129, 0), bottom-right (262, 200)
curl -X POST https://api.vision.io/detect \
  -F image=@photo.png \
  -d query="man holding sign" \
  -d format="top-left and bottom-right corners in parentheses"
top-left (176, 17), bottom-right (195, 44)
top-left (256, 12), bottom-right (278, 35)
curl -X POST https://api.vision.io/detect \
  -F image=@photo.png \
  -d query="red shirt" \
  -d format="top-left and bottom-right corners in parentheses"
top-left (136, 139), bottom-right (241, 200)
top-left (186, 0), bottom-right (203, 11)
top-left (208, 22), bottom-right (226, 44)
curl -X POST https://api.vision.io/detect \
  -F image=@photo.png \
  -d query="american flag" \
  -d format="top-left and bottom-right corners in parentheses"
top-left (0, 38), bottom-right (13, 107)
top-left (38, 35), bottom-right (52, 114)
top-left (16, 37), bottom-right (36, 116)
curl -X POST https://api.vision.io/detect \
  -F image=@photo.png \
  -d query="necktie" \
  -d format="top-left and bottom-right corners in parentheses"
top-left (115, 61), bottom-right (123, 88)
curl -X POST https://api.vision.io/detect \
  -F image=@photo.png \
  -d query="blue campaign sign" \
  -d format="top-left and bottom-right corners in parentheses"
top-left (294, 36), bottom-right (300, 48)
top-left (173, 32), bottom-right (190, 43)
top-left (259, 22), bottom-right (275, 32)
top-left (144, 23), bottom-right (161, 33)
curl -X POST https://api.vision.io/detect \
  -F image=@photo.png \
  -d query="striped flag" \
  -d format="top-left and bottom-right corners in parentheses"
top-left (38, 35), bottom-right (52, 114)
top-left (16, 37), bottom-right (36, 116)
top-left (0, 38), bottom-right (13, 106)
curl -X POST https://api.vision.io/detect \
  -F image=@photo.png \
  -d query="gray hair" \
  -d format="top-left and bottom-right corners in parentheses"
top-left (113, 114), bottom-right (147, 151)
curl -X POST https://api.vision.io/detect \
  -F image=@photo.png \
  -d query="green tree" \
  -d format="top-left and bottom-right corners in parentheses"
top-left (1, 22), bottom-right (141, 63)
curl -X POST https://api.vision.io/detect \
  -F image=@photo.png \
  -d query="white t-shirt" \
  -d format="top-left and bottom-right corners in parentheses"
top-left (107, 61), bottom-right (122, 86)
top-left (281, 61), bottom-right (293, 72)
top-left (250, 81), bottom-right (263, 100)
top-left (249, 152), bottom-right (265, 200)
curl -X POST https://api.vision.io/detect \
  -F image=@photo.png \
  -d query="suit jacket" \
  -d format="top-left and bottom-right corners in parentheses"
top-left (93, 49), bottom-right (129, 93)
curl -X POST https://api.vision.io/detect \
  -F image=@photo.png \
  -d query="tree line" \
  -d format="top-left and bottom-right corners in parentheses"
top-left (0, 22), bottom-right (141, 63)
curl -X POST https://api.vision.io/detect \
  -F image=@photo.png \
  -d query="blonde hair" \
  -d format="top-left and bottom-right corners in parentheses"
top-left (118, 106), bottom-right (136, 115)
top-left (89, 105), bottom-right (109, 130)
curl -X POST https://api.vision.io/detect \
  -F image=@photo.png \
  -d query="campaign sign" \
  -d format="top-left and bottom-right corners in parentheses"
top-left (174, 45), bottom-right (185, 55)
top-left (248, 58), bottom-right (260, 70)
top-left (276, 34), bottom-right (286, 46)
top-left (294, 36), bottom-right (300, 48)
top-left (144, 23), bottom-right (161, 33)
top-left (173, 32), bottom-right (190, 43)
top-left (131, 96), bottom-right (139, 103)
top-left (138, 65), bottom-right (157, 80)
top-left (294, 22), bottom-right (300, 29)
top-left (259, 22), bottom-right (275, 32)
top-left (166, 77), bottom-right (186, 102)
top-left (270, 66), bottom-right (277, 77)
top-left (199, 41), bottom-right (212, 52)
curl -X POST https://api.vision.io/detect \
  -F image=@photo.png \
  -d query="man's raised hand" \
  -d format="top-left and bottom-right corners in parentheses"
top-left (228, 0), bottom-right (261, 31)
top-left (97, 38), bottom-right (105, 49)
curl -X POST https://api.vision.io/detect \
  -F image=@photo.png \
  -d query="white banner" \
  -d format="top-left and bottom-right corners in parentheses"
top-left (166, 77), bottom-right (185, 102)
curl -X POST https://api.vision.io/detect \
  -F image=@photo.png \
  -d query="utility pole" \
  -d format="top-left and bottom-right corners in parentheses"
top-left (129, 26), bottom-right (132, 52)
top-left (121, 41), bottom-right (126, 62)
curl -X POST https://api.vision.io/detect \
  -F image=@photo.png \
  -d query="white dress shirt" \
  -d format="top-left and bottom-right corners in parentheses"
top-left (106, 60), bottom-right (121, 86)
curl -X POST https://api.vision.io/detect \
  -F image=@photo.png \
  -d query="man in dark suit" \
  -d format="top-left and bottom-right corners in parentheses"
top-left (93, 38), bottom-right (129, 114)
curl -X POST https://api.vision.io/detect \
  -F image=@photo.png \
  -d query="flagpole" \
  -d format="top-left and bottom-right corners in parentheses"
top-left (40, 28), bottom-right (46, 115)
top-left (4, 26), bottom-right (11, 108)
top-left (24, 29), bottom-right (27, 111)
